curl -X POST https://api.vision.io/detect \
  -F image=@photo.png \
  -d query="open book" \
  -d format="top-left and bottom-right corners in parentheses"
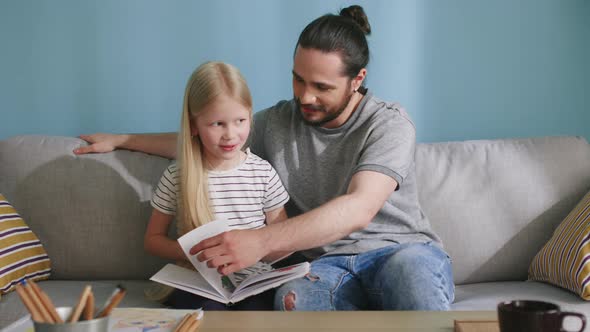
top-left (150, 220), bottom-right (310, 305)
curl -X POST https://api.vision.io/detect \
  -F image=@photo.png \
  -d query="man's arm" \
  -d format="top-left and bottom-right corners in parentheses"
top-left (260, 206), bottom-right (293, 263)
top-left (73, 132), bottom-right (178, 159)
top-left (191, 170), bottom-right (397, 275)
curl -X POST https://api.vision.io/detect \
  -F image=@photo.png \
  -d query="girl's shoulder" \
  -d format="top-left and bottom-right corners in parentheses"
top-left (246, 150), bottom-right (270, 165)
top-left (163, 161), bottom-right (179, 175)
top-left (243, 150), bottom-right (273, 172)
top-left (158, 162), bottom-right (179, 183)
top-left (167, 161), bottom-right (178, 171)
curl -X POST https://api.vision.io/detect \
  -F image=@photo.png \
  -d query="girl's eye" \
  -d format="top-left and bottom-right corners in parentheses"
top-left (211, 122), bottom-right (222, 126)
top-left (238, 119), bottom-right (247, 124)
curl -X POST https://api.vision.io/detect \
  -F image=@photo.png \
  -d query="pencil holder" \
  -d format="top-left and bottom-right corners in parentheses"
top-left (33, 307), bottom-right (109, 332)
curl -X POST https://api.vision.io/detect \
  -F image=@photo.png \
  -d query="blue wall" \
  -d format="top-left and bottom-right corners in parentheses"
top-left (1, 0), bottom-right (588, 143)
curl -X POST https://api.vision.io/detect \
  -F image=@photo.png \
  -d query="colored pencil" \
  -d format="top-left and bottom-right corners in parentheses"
top-left (96, 284), bottom-right (126, 318)
top-left (15, 284), bottom-right (43, 322)
top-left (29, 280), bottom-right (63, 323)
top-left (175, 312), bottom-right (201, 332)
top-left (23, 280), bottom-right (54, 323)
top-left (83, 291), bottom-right (95, 320)
top-left (69, 285), bottom-right (92, 322)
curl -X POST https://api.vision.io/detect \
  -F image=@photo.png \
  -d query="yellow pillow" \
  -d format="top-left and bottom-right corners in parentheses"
top-left (529, 190), bottom-right (590, 300)
top-left (0, 194), bottom-right (51, 295)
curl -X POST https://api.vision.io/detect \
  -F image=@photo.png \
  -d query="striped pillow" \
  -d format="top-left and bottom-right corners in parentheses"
top-left (529, 190), bottom-right (590, 300)
top-left (0, 194), bottom-right (51, 295)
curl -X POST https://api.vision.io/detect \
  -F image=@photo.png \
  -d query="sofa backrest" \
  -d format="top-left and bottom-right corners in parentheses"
top-left (415, 136), bottom-right (590, 284)
top-left (0, 135), bottom-right (171, 280)
top-left (2, 135), bottom-right (590, 283)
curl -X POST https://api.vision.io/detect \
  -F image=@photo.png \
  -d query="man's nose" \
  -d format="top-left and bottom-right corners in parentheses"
top-left (299, 87), bottom-right (317, 105)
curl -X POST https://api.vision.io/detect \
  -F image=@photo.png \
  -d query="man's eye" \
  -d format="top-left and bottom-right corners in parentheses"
top-left (316, 84), bottom-right (329, 91)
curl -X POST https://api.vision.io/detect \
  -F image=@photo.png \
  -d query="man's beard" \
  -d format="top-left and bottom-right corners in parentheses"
top-left (295, 92), bottom-right (354, 127)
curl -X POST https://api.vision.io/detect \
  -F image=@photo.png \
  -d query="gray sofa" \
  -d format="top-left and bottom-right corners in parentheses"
top-left (1, 135), bottom-right (589, 329)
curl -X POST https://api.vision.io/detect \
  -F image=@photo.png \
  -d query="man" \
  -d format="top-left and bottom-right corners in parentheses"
top-left (75, 5), bottom-right (454, 311)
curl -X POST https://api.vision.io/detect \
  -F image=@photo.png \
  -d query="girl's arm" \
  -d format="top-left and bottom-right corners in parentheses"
top-left (261, 207), bottom-right (293, 263)
top-left (144, 209), bottom-right (186, 261)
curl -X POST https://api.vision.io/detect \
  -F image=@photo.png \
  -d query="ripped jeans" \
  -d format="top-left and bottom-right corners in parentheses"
top-left (274, 242), bottom-right (454, 310)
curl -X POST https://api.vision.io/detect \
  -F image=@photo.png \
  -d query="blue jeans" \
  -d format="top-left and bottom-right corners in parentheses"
top-left (274, 242), bottom-right (454, 310)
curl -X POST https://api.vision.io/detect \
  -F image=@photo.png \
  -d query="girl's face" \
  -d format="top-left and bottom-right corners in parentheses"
top-left (191, 94), bottom-right (251, 171)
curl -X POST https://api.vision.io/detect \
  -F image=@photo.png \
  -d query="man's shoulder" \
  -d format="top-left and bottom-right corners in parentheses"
top-left (365, 95), bottom-right (407, 117)
top-left (256, 99), bottom-right (296, 123)
top-left (363, 94), bottom-right (414, 129)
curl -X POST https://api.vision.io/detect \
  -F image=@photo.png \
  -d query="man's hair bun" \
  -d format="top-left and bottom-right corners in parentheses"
top-left (340, 5), bottom-right (371, 35)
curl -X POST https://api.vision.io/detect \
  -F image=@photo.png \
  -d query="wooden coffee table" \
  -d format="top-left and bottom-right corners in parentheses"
top-left (196, 310), bottom-right (498, 331)
top-left (4, 309), bottom-right (498, 331)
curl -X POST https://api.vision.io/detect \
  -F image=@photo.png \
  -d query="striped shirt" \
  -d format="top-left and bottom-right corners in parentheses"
top-left (151, 150), bottom-right (289, 230)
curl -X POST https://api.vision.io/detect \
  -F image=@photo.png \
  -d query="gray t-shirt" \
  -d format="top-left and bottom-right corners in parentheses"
top-left (251, 91), bottom-right (440, 258)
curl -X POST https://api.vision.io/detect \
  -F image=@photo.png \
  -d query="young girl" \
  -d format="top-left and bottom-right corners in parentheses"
top-left (144, 61), bottom-right (290, 310)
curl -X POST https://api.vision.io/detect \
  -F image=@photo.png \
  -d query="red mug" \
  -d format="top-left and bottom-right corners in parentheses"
top-left (497, 300), bottom-right (586, 332)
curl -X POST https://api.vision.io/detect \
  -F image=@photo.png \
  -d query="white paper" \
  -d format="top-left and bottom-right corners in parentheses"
top-left (150, 263), bottom-right (229, 303)
top-left (177, 220), bottom-right (232, 297)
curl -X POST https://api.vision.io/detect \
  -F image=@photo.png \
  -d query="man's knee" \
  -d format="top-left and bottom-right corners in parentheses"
top-left (282, 291), bottom-right (296, 311)
top-left (378, 243), bottom-right (454, 310)
top-left (274, 273), bottom-right (327, 311)
top-left (386, 243), bottom-right (450, 274)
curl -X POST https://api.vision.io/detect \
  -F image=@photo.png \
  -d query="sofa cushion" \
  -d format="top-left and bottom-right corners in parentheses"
top-left (0, 135), bottom-right (172, 280)
top-left (528, 190), bottom-right (590, 300)
top-left (416, 136), bottom-right (590, 284)
top-left (0, 194), bottom-right (51, 295)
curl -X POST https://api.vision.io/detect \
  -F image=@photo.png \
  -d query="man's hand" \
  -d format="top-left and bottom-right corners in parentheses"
top-left (73, 133), bottom-right (127, 154)
top-left (189, 229), bottom-right (270, 275)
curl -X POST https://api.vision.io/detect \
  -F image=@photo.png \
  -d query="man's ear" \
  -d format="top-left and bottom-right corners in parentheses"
top-left (352, 68), bottom-right (367, 92)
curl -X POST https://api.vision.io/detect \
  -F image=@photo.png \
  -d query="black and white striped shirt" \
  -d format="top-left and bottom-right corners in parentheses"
top-left (151, 150), bottom-right (289, 230)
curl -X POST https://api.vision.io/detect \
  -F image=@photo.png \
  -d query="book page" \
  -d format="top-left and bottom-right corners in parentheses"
top-left (177, 220), bottom-right (233, 297)
top-left (230, 262), bottom-right (310, 303)
top-left (150, 263), bottom-right (230, 303)
top-left (227, 262), bottom-right (273, 286)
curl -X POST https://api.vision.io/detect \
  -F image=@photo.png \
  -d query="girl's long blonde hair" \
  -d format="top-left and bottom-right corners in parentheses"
top-left (178, 61), bottom-right (253, 234)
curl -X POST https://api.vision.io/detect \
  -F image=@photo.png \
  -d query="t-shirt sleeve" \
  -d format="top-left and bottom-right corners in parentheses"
top-left (151, 164), bottom-right (179, 215)
top-left (354, 105), bottom-right (416, 187)
top-left (263, 164), bottom-right (290, 212)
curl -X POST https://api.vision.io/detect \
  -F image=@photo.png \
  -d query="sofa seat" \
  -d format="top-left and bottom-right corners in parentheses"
top-left (453, 281), bottom-right (589, 313)
top-left (454, 281), bottom-right (589, 331)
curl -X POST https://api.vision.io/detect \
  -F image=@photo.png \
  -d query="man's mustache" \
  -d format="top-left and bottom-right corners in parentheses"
top-left (295, 98), bottom-right (325, 112)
